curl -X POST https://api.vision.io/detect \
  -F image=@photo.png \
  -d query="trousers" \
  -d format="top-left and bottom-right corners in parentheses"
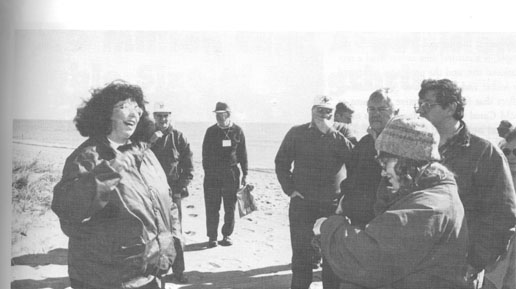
top-left (289, 197), bottom-right (341, 289)
top-left (203, 166), bottom-right (241, 240)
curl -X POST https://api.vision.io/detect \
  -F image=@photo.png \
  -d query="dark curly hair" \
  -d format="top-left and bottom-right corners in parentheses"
top-left (418, 79), bottom-right (466, 120)
top-left (74, 80), bottom-right (152, 142)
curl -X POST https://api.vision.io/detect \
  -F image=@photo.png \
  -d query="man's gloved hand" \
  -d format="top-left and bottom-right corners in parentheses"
top-left (241, 175), bottom-right (247, 187)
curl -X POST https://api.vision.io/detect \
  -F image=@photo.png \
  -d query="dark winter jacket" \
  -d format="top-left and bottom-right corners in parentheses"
top-left (320, 163), bottom-right (470, 289)
top-left (439, 121), bottom-right (516, 270)
top-left (275, 122), bottom-right (354, 202)
top-left (52, 137), bottom-right (180, 289)
top-left (151, 125), bottom-right (193, 196)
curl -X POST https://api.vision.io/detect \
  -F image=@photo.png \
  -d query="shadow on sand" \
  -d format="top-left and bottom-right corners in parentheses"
top-left (11, 277), bottom-right (70, 289)
top-left (11, 248), bottom-right (68, 266)
top-left (163, 264), bottom-right (317, 289)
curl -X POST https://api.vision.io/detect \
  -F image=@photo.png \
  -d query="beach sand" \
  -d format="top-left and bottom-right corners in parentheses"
top-left (11, 142), bottom-right (323, 289)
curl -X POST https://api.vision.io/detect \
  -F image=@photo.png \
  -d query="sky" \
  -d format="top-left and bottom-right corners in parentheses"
top-left (6, 1), bottom-right (516, 143)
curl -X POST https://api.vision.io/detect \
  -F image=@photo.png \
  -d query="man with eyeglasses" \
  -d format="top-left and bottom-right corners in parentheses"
top-left (339, 88), bottom-right (399, 229)
top-left (275, 95), bottom-right (354, 289)
top-left (416, 78), bottom-right (516, 289)
top-left (150, 101), bottom-right (193, 284)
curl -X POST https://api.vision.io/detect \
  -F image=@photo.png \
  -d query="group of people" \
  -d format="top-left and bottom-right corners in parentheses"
top-left (51, 81), bottom-right (248, 289)
top-left (276, 79), bottom-right (516, 289)
top-left (50, 77), bottom-right (516, 289)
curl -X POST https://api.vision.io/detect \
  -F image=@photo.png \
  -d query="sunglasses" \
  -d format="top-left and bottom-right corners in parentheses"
top-left (503, 148), bottom-right (516, 157)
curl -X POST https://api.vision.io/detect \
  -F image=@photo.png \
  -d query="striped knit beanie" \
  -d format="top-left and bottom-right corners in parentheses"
top-left (375, 115), bottom-right (441, 161)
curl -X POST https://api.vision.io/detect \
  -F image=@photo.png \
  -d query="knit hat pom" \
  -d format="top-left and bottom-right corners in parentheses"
top-left (375, 115), bottom-right (441, 161)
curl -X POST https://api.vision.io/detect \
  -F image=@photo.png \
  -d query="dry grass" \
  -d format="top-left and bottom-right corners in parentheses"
top-left (12, 158), bottom-right (61, 246)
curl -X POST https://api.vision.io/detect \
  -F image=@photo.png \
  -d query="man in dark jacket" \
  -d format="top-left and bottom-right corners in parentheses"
top-left (150, 101), bottom-right (193, 284)
top-left (340, 88), bottom-right (398, 228)
top-left (202, 102), bottom-right (248, 248)
top-left (275, 95), bottom-right (354, 289)
top-left (416, 78), bottom-right (516, 288)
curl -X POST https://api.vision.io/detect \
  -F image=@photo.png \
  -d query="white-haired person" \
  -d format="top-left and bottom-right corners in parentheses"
top-left (314, 115), bottom-right (470, 289)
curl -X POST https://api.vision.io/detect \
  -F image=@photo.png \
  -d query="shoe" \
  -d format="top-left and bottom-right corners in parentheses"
top-left (173, 272), bottom-right (189, 284)
top-left (219, 236), bottom-right (233, 246)
top-left (207, 239), bottom-right (218, 248)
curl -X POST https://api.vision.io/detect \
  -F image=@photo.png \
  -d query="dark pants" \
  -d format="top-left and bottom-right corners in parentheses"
top-left (289, 197), bottom-right (340, 289)
top-left (203, 166), bottom-right (240, 240)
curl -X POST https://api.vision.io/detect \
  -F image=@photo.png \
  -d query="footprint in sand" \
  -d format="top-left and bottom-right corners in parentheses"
top-left (208, 262), bottom-right (221, 268)
top-left (188, 214), bottom-right (198, 217)
top-left (186, 205), bottom-right (195, 209)
top-left (185, 231), bottom-right (196, 235)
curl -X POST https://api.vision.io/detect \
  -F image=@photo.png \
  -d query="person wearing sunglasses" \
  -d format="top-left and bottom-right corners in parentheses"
top-left (52, 80), bottom-right (182, 289)
top-left (314, 115), bottom-right (470, 288)
top-left (416, 78), bottom-right (516, 289)
top-left (275, 95), bottom-right (354, 289)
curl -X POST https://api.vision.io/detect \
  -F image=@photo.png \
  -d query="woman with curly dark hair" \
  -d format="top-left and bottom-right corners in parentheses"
top-left (52, 80), bottom-right (181, 289)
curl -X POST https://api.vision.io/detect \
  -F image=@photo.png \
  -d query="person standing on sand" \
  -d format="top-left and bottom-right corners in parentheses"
top-left (202, 101), bottom-right (248, 248)
top-left (315, 115), bottom-right (470, 289)
top-left (149, 101), bottom-right (193, 284)
top-left (339, 88), bottom-right (398, 229)
top-left (416, 78), bottom-right (516, 288)
top-left (52, 80), bottom-right (181, 289)
top-left (275, 95), bottom-right (354, 289)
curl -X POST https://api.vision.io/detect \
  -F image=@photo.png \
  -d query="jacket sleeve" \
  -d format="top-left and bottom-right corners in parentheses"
top-left (51, 150), bottom-right (122, 232)
top-left (177, 132), bottom-right (194, 188)
top-left (469, 145), bottom-right (516, 270)
top-left (275, 128), bottom-right (296, 196)
top-left (237, 128), bottom-right (248, 176)
top-left (320, 192), bottom-right (449, 287)
top-left (202, 128), bottom-right (211, 171)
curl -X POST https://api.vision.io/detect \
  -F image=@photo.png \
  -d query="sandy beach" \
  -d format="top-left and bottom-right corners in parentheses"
top-left (11, 141), bottom-right (323, 289)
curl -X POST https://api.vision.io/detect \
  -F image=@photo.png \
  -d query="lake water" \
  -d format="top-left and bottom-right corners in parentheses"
top-left (12, 119), bottom-right (298, 171)
top-left (12, 118), bottom-right (503, 171)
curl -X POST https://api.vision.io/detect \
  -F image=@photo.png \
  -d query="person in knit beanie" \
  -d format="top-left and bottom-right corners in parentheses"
top-left (314, 115), bottom-right (470, 289)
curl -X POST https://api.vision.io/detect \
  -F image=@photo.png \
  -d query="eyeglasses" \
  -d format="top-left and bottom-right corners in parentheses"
top-left (315, 107), bottom-right (333, 114)
top-left (414, 102), bottom-right (440, 112)
top-left (503, 148), bottom-right (516, 157)
top-left (367, 107), bottom-right (391, 114)
top-left (114, 103), bottom-right (143, 115)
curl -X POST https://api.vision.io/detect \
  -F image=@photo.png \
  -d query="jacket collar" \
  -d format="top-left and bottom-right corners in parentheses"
top-left (439, 120), bottom-right (471, 155)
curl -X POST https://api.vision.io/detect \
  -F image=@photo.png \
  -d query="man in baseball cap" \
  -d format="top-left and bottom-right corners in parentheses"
top-left (150, 101), bottom-right (193, 284)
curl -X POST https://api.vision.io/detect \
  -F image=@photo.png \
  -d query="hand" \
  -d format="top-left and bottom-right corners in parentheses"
top-left (149, 130), bottom-right (163, 144)
top-left (313, 217), bottom-right (328, 235)
top-left (335, 195), bottom-right (345, 215)
top-left (314, 117), bottom-right (333, 134)
top-left (367, 126), bottom-right (378, 141)
top-left (290, 191), bottom-right (304, 199)
top-left (241, 175), bottom-right (247, 187)
top-left (464, 265), bottom-right (484, 289)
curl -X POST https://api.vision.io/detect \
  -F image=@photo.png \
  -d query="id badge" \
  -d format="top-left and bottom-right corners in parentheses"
top-left (222, 139), bottom-right (231, 147)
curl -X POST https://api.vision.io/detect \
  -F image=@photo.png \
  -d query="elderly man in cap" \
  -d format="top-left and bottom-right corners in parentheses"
top-left (150, 101), bottom-right (193, 284)
top-left (202, 102), bottom-right (248, 248)
top-left (275, 95), bottom-right (354, 289)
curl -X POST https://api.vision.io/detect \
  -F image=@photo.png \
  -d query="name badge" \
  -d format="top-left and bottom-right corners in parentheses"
top-left (222, 139), bottom-right (232, 147)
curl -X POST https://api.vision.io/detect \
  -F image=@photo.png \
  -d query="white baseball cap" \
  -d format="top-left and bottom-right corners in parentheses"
top-left (153, 101), bottom-right (172, 113)
top-left (313, 95), bottom-right (335, 109)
